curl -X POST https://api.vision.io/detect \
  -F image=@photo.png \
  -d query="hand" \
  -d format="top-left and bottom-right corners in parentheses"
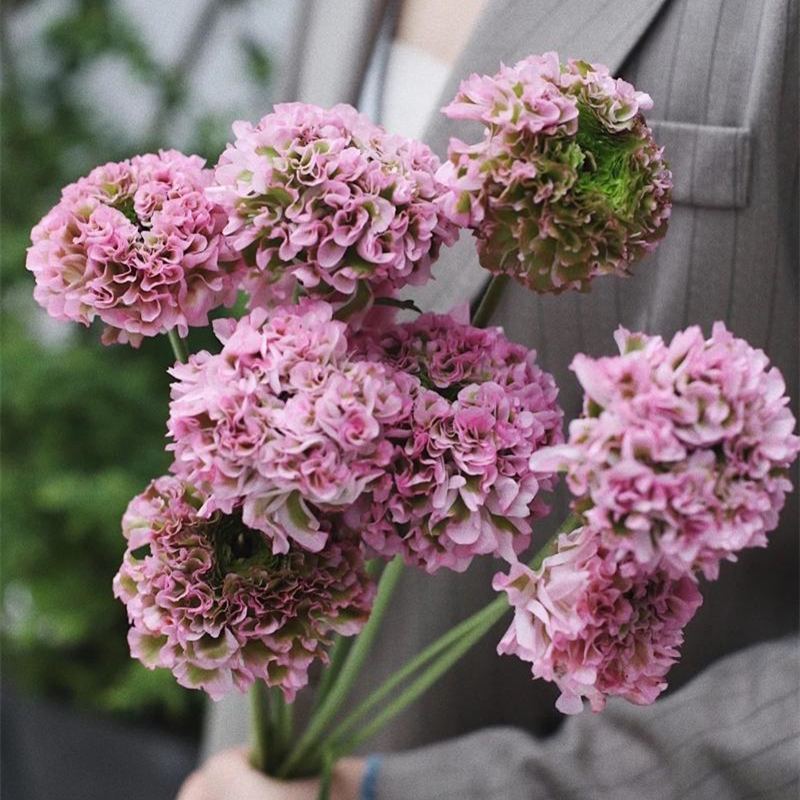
top-left (176, 747), bottom-right (365, 800)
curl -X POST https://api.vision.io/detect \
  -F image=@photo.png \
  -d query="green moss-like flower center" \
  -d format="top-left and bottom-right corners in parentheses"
top-left (574, 103), bottom-right (643, 221)
top-left (210, 512), bottom-right (284, 577)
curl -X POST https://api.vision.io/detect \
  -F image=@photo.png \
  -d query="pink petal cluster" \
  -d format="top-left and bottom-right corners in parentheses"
top-left (530, 324), bottom-right (800, 579)
top-left (438, 52), bottom-right (672, 294)
top-left (27, 150), bottom-right (242, 346)
top-left (167, 301), bottom-right (413, 553)
top-left (214, 103), bottom-right (458, 319)
top-left (113, 476), bottom-right (374, 701)
top-left (493, 523), bottom-right (702, 714)
top-left (350, 309), bottom-right (563, 573)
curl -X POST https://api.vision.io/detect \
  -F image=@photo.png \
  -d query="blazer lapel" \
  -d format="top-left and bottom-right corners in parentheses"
top-left (413, 0), bottom-right (672, 313)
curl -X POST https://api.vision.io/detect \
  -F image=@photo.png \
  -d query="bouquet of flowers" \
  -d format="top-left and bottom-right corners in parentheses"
top-left (27, 53), bottom-right (799, 798)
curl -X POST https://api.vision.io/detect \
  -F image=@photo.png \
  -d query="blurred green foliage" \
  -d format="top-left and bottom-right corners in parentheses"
top-left (1, 0), bottom-right (273, 735)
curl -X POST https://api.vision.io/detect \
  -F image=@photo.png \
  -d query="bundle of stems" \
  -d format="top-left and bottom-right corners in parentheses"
top-left (250, 510), bottom-right (580, 799)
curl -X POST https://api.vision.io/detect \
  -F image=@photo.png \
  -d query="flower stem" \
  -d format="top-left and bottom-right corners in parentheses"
top-left (317, 750), bottom-right (335, 800)
top-left (316, 634), bottom-right (354, 706)
top-left (315, 514), bottom-right (583, 762)
top-left (315, 560), bottom-right (380, 707)
top-left (531, 513), bottom-right (582, 569)
top-left (327, 597), bottom-right (509, 759)
top-left (471, 274), bottom-right (510, 328)
top-left (250, 681), bottom-right (270, 772)
top-left (276, 557), bottom-right (405, 778)
top-left (266, 688), bottom-right (294, 772)
top-left (323, 595), bottom-right (508, 750)
top-left (167, 329), bottom-right (189, 363)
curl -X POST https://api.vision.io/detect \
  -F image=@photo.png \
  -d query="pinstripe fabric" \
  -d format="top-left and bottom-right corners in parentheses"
top-left (373, 0), bottom-right (799, 751)
top-left (375, 637), bottom-right (800, 800)
top-left (276, 0), bottom-right (392, 108)
top-left (204, 0), bottom-right (800, 765)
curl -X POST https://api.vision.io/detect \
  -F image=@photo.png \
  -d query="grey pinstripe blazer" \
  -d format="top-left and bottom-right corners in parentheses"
top-left (376, 636), bottom-right (800, 800)
top-left (205, 0), bottom-right (799, 767)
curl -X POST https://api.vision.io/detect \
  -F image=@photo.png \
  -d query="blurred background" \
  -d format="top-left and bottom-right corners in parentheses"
top-left (0, 1), bottom-right (298, 797)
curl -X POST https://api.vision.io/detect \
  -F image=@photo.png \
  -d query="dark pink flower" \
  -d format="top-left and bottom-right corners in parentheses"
top-left (351, 309), bottom-right (563, 572)
top-left (214, 103), bottom-right (458, 321)
top-left (113, 476), bottom-right (375, 701)
top-left (494, 523), bottom-right (702, 714)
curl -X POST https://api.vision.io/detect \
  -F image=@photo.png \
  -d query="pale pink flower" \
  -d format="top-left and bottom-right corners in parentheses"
top-left (27, 150), bottom-right (242, 346)
top-left (167, 301), bottom-right (412, 553)
top-left (530, 324), bottom-right (800, 579)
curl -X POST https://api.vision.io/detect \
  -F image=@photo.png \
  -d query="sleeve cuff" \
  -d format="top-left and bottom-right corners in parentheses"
top-left (360, 755), bottom-right (382, 800)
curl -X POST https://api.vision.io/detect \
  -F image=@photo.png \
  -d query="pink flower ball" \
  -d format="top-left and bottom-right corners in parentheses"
top-left (350, 308), bottom-right (563, 573)
top-left (214, 103), bottom-right (458, 321)
top-left (438, 52), bottom-right (672, 294)
top-left (167, 301), bottom-right (413, 553)
top-left (113, 476), bottom-right (375, 702)
top-left (27, 150), bottom-right (243, 346)
top-left (493, 523), bottom-right (702, 714)
top-left (530, 323), bottom-right (800, 579)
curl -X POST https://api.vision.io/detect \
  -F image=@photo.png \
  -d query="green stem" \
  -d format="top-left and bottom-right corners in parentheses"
top-left (317, 751), bottom-right (335, 800)
top-left (315, 560), bottom-right (380, 707)
top-left (265, 689), bottom-right (294, 772)
top-left (277, 557), bottom-right (405, 778)
top-left (323, 595), bottom-right (507, 749)
top-left (316, 634), bottom-right (354, 705)
top-left (249, 682), bottom-right (270, 772)
top-left (167, 329), bottom-right (189, 363)
top-left (471, 274), bottom-right (510, 328)
top-left (531, 513), bottom-right (583, 569)
top-left (328, 597), bottom-right (509, 758)
top-left (317, 514), bottom-right (583, 760)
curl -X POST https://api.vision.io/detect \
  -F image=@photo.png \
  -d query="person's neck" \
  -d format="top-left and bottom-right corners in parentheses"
top-left (395, 0), bottom-right (490, 66)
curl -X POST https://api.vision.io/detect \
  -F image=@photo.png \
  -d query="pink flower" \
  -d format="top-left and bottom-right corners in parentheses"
top-left (494, 524), bottom-right (702, 714)
top-left (113, 476), bottom-right (375, 702)
top-left (167, 301), bottom-right (413, 553)
top-left (530, 324), bottom-right (800, 579)
top-left (214, 103), bottom-right (458, 321)
top-left (438, 53), bottom-right (672, 294)
top-left (350, 310), bottom-right (563, 572)
top-left (27, 150), bottom-right (242, 346)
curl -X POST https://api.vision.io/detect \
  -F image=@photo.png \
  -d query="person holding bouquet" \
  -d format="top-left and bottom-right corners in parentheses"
top-left (23, 0), bottom-right (797, 798)
top-left (197, 0), bottom-right (798, 773)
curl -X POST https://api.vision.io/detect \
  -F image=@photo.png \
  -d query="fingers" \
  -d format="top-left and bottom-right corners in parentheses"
top-left (175, 746), bottom-right (320, 800)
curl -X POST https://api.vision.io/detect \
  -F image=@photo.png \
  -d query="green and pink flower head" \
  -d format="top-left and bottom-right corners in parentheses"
top-left (214, 102), bottom-right (458, 322)
top-left (27, 150), bottom-right (243, 346)
top-left (114, 476), bottom-right (374, 701)
top-left (438, 52), bottom-right (672, 293)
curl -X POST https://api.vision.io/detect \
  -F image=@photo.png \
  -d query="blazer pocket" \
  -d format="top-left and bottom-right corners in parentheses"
top-left (648, 120), bottom-right (752, 209)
